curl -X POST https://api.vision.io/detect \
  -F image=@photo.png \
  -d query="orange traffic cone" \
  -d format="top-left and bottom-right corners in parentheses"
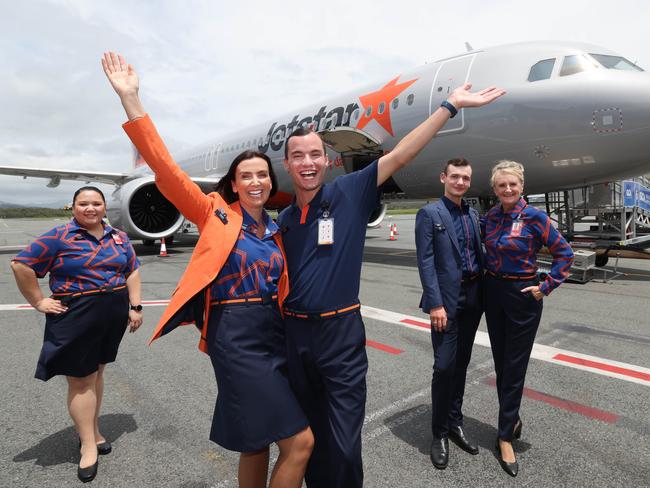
top-left (158, 237), bottom-right (168, 257)
top-left (393, 223), bottom-right (399, 235)
top-left (389, 226), bottom-right (396, 241)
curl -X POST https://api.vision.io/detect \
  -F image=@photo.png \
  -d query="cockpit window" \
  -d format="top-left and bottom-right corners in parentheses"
top-left (528, 58), bottom-right (555, 82)
top-left (559, 54), bottom-right (597, 77)
top-left (590, 53), bottom-right (643, 72)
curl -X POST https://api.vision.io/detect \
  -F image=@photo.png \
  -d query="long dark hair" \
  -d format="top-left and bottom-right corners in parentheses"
top-left (214, 151), bottom-right (278, 204)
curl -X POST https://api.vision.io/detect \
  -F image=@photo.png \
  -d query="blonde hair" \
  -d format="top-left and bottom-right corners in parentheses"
top-left (490, 160), bottom-right (525, 187)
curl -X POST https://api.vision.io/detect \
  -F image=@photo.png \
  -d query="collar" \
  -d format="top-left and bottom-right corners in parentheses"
top-left (291, 185), bottom-right (325, 214)
top-left (441, 195), bottom-right (469, 213)
top-left (241, 207), bottom-right (279, 237)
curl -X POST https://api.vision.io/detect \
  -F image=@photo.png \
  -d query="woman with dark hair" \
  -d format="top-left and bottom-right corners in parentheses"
top-left (11, 185), bottom-right (142, 483)
top-left (103, 52), bottom-right (313, 488)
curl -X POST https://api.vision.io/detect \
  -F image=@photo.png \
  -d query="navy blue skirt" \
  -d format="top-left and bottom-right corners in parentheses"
top-left (207, 302), bottom-right (308, 452)
top-left (35, 289), bottom-right (129, 381)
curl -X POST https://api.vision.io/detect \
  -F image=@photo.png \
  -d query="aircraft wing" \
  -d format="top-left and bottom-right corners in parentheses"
top-left (0, 165), bottom-right (131, 186)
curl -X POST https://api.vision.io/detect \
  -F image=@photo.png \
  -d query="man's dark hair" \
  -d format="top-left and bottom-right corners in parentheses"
top-left (444, 157), bottom-right (471, 174)
top-left (214, 150), bottom-right (278, 204)
top-left (284, 127), bottom-right (327, 160)
top-left (73, 186), bottom-right (106, 204)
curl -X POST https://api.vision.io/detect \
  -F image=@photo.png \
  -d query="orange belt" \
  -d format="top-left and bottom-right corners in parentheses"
top-left (51, 284), bottom-right (127, 300)
top-left (210, 295), bottom-right (278, 306)
top-left (284, 303), bottom-right (361, 320)
top-left (486, 270), bottom-right (537, 281)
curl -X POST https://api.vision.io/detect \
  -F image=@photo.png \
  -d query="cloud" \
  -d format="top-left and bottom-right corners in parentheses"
top-left (1, 0), bottom-right (649, 206)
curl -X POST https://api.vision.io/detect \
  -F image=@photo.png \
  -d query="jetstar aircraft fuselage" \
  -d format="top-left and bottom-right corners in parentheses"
top-left (1, 40), bottom-right (649, 243)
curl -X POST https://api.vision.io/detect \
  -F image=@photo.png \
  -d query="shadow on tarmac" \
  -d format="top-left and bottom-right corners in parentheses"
top-left (384, 404), bottom-right (532, 458)
top-left (12, 413), bottom-right (137, 467)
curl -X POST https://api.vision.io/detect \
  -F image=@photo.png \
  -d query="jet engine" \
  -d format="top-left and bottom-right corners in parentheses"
top-left (106, 177), bottom-right (184, 241)
top-left (368, 203), bottom-right (387, 228)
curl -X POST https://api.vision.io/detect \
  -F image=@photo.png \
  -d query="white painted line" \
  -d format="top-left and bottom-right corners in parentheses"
top-left (361, 305), bottom-right (650, 387)
top-left (3, 299), bottom-right (648, 386)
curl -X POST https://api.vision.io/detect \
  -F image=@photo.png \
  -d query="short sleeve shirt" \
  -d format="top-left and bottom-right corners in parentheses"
top-left (278, 161), bottom-right (380, 312)
top-left (13, 219), bottom-right (139, 294)
top-left (210, 208), bottom-right (283, 301)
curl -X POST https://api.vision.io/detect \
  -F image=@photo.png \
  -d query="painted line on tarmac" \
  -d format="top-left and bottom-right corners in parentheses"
top-left (3, 299), bottom-right (648, 384)
top-left (361, 305), bottom-right (650, 387)
top-left (366, 339), bottom-right (404, 355)
top-left (483, 377), bottom-right (619, 423)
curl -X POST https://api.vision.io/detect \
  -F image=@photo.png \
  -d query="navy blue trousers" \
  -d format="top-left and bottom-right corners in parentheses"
top-left (430, 279), bottom-right (482, 438)
top-left (285, 310), bottom-right (367, 488)
top-left (484, 275), bottom-right (543, 440)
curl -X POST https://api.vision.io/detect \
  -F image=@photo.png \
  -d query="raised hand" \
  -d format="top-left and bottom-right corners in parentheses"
top-left (448, 83), bottom-right (506, 109)
top-left (102, 52), bottom-right (139, 98)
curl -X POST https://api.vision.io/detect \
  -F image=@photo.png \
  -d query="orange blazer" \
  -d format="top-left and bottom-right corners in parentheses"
top-left (123, 115), bottom-right (290, 354)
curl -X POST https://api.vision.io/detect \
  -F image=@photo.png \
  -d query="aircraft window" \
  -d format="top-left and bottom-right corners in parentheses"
top-left (365, 106), bottom-right (372, 117)
top-left (352, 109), bottom-right (360, 121)
top-left (560, 54), bottom-right (596, 77)
top-left (590, 53), bottom-right (643, 72)
top-left (407, 94), bottom-right (414, 105)
top-left (378, 102), bottom-right (385, 115)
top-left (392, 98), bottom-right (399, 110)
top-left (527, 58), bottom-right (555, 82)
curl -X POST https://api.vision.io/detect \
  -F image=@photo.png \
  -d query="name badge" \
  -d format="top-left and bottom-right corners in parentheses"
top-left (318, 218), bottom-right (334, 245)
top-left (510, 220), bottom-right (522, 237)
top-left (112, 233), bottom-right (124, 245)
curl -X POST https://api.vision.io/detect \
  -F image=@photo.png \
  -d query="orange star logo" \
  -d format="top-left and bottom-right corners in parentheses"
top-left (356, 76), bottom-right (418, 136)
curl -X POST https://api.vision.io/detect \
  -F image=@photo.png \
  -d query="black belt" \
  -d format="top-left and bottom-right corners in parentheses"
top-left (486, 270), bottom-right (537, 281)
top-left (51, 285), bottom-right (127, 302)
top-left (210, 294), bottom-right (278, 306)
top-left (284, 303), bottom-right (361, 320)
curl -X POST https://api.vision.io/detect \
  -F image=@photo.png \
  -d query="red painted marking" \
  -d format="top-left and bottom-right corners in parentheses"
top-left (400, 318), bottom-right (431, 330)
top-left (553, 353), bottom-right (650, 382)
top-left (142, 300), bottom-right (171, 305)
top-left (483, 377), bottom-right (619, 424)
top-left (366, 340), bottom-right (403, 355)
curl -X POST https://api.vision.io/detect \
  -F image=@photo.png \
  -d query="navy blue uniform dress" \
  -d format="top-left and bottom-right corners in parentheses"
top-left (278, 161), bottom-right (380, 488)
top-left (415, 196), bottom-right (484, 440)
top-left (483, 198), bottom-right (573, 440)
top-left (13, 218), bottom-right (139, 381)
top-left (207, 209), bottom-right (308, 452)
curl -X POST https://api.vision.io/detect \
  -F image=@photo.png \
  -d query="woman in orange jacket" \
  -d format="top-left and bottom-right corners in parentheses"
top-left (103, 52), bottom-right (313, 488)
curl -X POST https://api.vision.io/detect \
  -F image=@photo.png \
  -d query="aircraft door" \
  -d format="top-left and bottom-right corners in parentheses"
top-left (430, 54), bottom-right (476, 133)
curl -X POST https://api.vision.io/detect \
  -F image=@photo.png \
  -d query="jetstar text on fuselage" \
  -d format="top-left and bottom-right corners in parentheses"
top-left (258, 102), bottom-right (360, 154)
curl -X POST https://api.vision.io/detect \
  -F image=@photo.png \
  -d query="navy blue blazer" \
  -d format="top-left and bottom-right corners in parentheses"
top-left (415, 199), bottom-right (484, 318)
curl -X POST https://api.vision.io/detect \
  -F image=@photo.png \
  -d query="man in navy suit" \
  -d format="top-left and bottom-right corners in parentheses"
top-left (415, 158), bottom-right (484, 469)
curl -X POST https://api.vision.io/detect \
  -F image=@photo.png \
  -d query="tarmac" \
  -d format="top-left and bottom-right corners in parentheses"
top-left (0, 216), bottom-right (649, 487)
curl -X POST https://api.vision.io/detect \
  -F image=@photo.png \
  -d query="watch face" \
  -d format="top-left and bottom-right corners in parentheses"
top-left (131, 305), bottom-right (143, 312)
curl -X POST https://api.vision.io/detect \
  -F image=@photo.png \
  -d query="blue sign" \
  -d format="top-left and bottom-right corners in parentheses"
top-left (622, 181), bottom-right (637, 208)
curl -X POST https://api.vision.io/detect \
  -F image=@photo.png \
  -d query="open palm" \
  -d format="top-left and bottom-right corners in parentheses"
top-left (102, 52), bottom-right (139, 97)
top-left (451, 83), bottom-right (505, 108)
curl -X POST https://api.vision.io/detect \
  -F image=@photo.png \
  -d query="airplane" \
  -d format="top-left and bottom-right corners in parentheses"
top-left (1, 40), bottom-right (649, 248)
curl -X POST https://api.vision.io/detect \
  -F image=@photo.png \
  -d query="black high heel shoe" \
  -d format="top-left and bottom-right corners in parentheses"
top-left (495, 440), bottom-right (518, 477)
top-left (513, 419), bottom-right (523, 440)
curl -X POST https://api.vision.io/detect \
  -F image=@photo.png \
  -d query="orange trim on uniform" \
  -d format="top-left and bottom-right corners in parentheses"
top-left (210, 295), bottom-right (278, 306)
top-left (51, 285), bottom-right (127, 299)
top-left (300, 204), bottom-right (309, 224)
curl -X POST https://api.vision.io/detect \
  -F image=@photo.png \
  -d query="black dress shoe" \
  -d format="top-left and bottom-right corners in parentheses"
top-left (513, 419), bottom-right (523, 440)
top-left (449, 426), bottom-right (479, 455)
top-left (96, 441), bottom-right (112, 455)
top-left (77, 460), bottom-right (98, 483)
top-left (430, 437), bottom-right (449, 469)
top-left (495, 440), bottom-right (518, 477)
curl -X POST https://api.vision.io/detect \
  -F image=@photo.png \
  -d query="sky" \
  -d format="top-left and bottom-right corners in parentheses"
top-left (1, 0), bottom-right (649, 206)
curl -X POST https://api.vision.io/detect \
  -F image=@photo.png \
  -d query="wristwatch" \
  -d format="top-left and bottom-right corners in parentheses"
top-left (130, 304), bottom-right (143, 312)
